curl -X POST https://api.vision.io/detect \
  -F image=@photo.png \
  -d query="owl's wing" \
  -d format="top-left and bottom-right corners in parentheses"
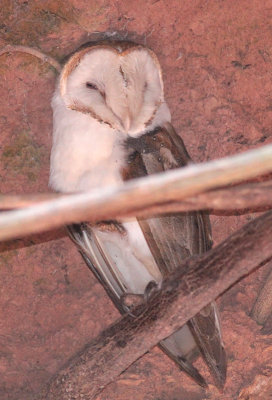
top-left (68, 221), bottom-right (209, 388)
top-left (123, 123), bottom-right (226, 388)
top-left (67, 222), bottom-right (126, 313)
top-left (68, 123), bottom-right (226, 388)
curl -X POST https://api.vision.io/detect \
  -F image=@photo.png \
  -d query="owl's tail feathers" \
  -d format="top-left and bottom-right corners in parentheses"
top-left (159, 336), bottom-right (207, 387)
top-left (159, 325), bottom-right (209, 387)
top-left (188, 303), bottom-right (227, 390)
top-left (176, 356), bottom-right (208, 388)
top-left (159, 308), bottom-right (227, 390)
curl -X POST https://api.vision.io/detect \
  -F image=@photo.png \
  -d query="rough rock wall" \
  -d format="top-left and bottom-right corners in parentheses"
top-left (0, 1), bottom-right (272, 399)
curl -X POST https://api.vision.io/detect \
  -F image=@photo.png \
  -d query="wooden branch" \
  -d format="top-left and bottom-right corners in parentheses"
top-left (38, 211), bottom-right (272, 400)
top-left (0, 45), bottom-right (61, 72)
top-left (0, 193), bottom-right (62, 210)
top-left (138, 181), bottom-right (272, 215)
top-left (0, 144), bottom-right (272, 241)
top-left (1, 181), bottom-right (272, 214)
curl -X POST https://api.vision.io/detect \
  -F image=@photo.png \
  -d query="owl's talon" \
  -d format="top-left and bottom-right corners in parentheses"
top-left (120, 282), bottom-right (159, 316)
top-left (122, 304), bottom-right (137, 318)
top-left (120, 292), bottom-right (146, 317)
top-left (143, 280), bottom-right (160, 301)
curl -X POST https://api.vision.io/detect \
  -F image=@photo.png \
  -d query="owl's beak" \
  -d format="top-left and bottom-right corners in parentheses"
top-left (122, 114), bottom-right (131, 132)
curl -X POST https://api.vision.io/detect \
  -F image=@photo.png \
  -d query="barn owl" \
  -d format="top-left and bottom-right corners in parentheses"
top-left (49, 40), bottom-right (226, 388)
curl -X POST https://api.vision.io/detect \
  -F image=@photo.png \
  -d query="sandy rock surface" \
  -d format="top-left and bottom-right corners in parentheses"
top-left (0, 1), bottom-right (272, 399)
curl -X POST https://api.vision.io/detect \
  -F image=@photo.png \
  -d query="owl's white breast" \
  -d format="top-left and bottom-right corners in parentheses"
top-left (49, 90), bottom-right (127, 193)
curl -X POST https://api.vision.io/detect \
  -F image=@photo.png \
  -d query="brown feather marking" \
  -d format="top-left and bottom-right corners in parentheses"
top-left (68, 101), bottom-right (112, 127)
top-left (60, 41), bottom-right (162, 97)
top-left (95, 221), bottom-right (127, 235)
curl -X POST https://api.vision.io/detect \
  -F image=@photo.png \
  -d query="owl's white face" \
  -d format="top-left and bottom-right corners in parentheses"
top-left (50, 42), bottom-right (171, 193)
top-left (60, 44), bottom-right (164, 135)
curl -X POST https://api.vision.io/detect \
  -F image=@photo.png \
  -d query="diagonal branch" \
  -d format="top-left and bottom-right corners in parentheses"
top-left (38, 210), bottom-right (272, 400)
top-left (0, 144), bottom-right (272, 241)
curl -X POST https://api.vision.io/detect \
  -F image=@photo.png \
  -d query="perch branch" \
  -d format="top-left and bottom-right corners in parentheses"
top-left (0, 45), bottom-right (61, 72)
top-left (38, 210), bottom-right (272, 400)
top-left (0, 193), bottom-right (62, 209)
top-left (0, 144), bottom-right (272, 241)
top-left (140, 181), bottom-right (272, 215)
top-left (1, 181), bottom-right (271, 213)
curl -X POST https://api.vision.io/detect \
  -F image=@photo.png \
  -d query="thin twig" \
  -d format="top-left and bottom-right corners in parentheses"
top-left (38, 211), bottom-right (272, 400)
top-left (0, 144), bottom-right (272, 241)
top-left (0, 45), bottom-right (61, 72)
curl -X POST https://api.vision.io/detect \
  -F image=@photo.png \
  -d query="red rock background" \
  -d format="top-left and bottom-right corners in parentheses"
top-left (0, 1), bottom-right (272, 399)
